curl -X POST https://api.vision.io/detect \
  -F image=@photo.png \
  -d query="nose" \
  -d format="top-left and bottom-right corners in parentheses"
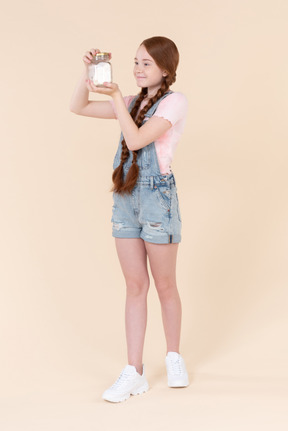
top-left (134, 64), bottom-right (143, 74)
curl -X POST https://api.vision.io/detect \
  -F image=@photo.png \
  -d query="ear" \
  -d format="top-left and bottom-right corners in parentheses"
top-left (162, 71), bottom-right (168, 77)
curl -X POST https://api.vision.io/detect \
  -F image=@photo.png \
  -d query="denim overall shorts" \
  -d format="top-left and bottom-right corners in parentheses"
top-left (111, 91), bottom-right (182, 244)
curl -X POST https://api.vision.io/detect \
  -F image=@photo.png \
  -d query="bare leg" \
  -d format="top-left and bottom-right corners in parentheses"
top-left (144, 242), bottom-right (182, 354)
top-left (115, 238), bottom-right (150, 375)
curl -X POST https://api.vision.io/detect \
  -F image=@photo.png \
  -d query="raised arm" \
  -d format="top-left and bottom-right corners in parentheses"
top-left (69, 48), bottom-right (116, 119)
top-left (90, 83), bottom-right (172, 150)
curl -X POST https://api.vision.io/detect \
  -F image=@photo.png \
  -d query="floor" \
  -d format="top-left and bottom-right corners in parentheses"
top-left (1, 369), bottom-right (287, 431)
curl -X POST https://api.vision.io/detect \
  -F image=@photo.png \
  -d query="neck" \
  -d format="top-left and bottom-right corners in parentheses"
top-left (146, 85), bottom-right (161, 99)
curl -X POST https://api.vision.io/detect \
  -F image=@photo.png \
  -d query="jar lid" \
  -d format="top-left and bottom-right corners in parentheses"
top-left (95, 52), bottom-right (111, 59)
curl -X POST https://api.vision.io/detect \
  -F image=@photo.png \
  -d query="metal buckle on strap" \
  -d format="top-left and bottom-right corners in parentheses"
top-left (150, 176), bottom-right (154, 190)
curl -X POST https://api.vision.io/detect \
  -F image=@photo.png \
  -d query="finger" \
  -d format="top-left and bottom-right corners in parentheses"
top-left (87, 79), bottom-right (103, 93)
top-left (91, 48), bottom-right (100, 56)
top-left (89, 80), bottom-right (99, 89)
top-left (83, 54), bottom-right (92, 65)
top-left (85, 50), bottom-right (94, 60)
top-left (83, 48), bottom-right (101, 64)
top-left (101, 82), bottom-right (114, 89)
top-left (92, 87), bottom-right (107, 94)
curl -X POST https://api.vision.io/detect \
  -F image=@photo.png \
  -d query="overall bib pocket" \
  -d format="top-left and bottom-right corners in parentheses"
top-left (137, 145), bottom-right (151, 169)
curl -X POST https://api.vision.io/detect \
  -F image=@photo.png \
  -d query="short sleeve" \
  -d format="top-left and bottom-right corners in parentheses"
top-left (109, 95), bottom-right (136, 119)
top-left (153, 92), bottom-right (188, 126)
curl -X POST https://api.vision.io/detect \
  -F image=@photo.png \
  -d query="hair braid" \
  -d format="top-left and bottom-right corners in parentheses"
top-left (111, 88), bottom-right (146, 193)
top-left (111, 78), bottom-right (170, 195)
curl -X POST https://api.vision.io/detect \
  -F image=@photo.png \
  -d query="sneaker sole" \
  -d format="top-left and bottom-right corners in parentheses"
top-left (102, 382), bottom-right (149, 403)
top-left (168, 382), bottom-right (189, 388)
top-left (168, 377), bottom-right (189, 388)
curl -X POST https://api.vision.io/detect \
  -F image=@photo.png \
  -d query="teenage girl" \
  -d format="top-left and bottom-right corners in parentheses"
top-left (70, 36), bottom-right (189, 403)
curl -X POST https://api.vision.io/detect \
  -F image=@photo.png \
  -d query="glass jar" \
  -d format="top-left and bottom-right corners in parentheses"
top-left (87, 52), bottom-right (112, 87)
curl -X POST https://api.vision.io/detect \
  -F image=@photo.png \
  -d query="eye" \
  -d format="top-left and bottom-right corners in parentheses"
top-left (144, 63), bottom-right (150, 66)
top-left (134, 61), bottom-right (139, 65)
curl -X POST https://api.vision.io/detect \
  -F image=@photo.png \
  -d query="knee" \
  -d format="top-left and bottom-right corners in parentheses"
top-left (155, 279), bottom-right (177, 301)
top-left (126, 277), bottom-right (150, 297)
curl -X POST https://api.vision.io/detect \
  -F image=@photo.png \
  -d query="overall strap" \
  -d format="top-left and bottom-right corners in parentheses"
top-left (144, 90), bottom-right (173, 119)
top-left (127, 95), bottom-right (140, 113)
top-left (117, 96), bottom-right (139, 142)
top-left (127, 90), bottom-right (174, 118)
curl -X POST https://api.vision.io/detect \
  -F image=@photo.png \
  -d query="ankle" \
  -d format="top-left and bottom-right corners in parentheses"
top-left (166, 350), bottom-right (180, 355)
top-left (128, 363), bottom-right (143, 375)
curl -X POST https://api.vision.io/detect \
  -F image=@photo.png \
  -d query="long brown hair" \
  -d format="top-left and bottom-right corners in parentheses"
top-left (110, 36), bottom-right (179, 195)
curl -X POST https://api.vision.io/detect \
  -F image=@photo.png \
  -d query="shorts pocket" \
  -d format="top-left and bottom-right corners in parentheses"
top-left (155, 185), bottom-right (172, 211)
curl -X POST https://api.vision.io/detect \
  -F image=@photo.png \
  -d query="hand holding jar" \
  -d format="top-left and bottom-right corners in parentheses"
top-left (83, 48), bottom-right (112, 87)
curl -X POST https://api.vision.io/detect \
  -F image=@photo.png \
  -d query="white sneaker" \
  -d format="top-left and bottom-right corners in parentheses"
top-left (165, 352), bottom-right (189, 387)
top-left (102, 364), bottom-right (149, 403)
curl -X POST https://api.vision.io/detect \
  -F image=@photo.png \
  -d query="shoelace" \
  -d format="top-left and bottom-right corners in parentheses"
top-left (169, 357), bottom-right (184, 375)
top-left (111, 370), bottom-right (133, 389)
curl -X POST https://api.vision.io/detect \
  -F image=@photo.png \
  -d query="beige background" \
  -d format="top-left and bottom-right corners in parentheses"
top-left (1, 0), bottom-right (287, 429)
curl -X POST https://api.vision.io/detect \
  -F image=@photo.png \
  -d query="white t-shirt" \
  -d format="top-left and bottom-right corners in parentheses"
top-left (109, 92), bottom-right (188, 174)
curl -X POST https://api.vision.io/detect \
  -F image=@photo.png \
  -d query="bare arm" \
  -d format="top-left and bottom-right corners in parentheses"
top-left (93, 84), bottom-right (172, 151)
top-left (69, 48), bottom-right (116, 119)
top-left (112, 91), bottom-right (171, 150)
top-left (74, 48), bottom-right (172, 147)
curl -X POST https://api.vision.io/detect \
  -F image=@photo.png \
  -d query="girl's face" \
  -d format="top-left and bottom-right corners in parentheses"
top-left (133, 45), bottom-right (167, 95)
